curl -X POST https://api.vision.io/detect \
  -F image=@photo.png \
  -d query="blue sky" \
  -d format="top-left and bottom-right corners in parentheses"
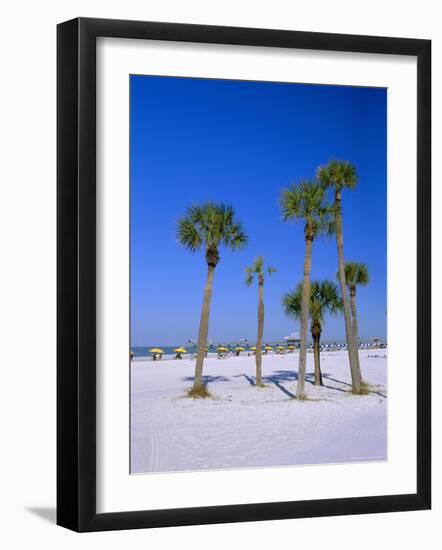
top-left (130, 75), bottom-right (387, 346)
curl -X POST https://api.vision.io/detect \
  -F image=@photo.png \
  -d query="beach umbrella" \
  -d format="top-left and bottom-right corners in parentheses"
top-left (149, 348), bottom-right (164, 360)
top-left (216, 346), bottom-right (229, 359)
top-left (264, 345), bottom-right (273, 354)
top-left (173, 347), bottom-right (186, 359)
top-left (234, 346), bottom-right (245, 356)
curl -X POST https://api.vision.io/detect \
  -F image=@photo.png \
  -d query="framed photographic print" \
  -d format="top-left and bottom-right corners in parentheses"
top-left (57, 17), bottom-right (431, 532)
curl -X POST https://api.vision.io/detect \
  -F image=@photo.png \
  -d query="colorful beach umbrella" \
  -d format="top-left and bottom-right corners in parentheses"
top-left (149, 347), bottom-right (164, 360)
top-left (173, 347), bottom-right (186, 359)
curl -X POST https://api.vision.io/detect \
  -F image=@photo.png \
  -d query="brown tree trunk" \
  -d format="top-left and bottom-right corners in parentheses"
top-left (335, 192), bottom-right (361, 393)
top-left (311, 321), bottom-right (323, 386)
top-left (193, 264), bottom-right (215, 391)
top-left (350, 287), bottom-right (363, 381)
top-left (297, 236), bottom-right (313, 399)
top-left (255, 277), bottom-right (264, 386)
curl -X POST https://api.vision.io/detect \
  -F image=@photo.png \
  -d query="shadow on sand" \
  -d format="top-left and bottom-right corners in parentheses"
top-left (237, 369), bottom-right (357, 398)
top-left (322, 373), bottom-right (387, 398)
top-left (235, 371), bottom-right (297, 399)
top-left (184, 370), bottom-right (386, 399)
top-left (182, 375), bottom-right (230, 384)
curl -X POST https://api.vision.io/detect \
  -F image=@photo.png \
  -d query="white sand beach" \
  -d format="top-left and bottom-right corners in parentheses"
top-left (130, 350), bottom-right (387, 474)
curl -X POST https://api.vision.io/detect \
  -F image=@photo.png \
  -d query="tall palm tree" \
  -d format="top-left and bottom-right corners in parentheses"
top-left (245, 256), bottom-right (276, 387)
top-left (342, 262), bottom-right (370, 380)
top-left (317, 160), bottom-right (362, 394)
top-left (177, 203), bottom-right (248, 395)
top-left (283, 280), bottom-right (342, 386)
top-left (280, 181), bottom-right (332, 399)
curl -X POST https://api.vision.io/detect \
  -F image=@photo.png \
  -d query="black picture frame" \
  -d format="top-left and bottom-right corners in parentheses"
top-left (57, 17), bottom-right (431, 532)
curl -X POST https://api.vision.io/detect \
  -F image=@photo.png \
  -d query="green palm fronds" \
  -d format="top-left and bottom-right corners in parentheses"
top-left (317, 160), bottom-right (358, 192)
top-left (342, 262), bottom-right (370, 290)
top-left (177, 202), bottom-right (248, 264)
top-left (280, 180), bottom-right (333, 239)
top-left (282, 280), bottom-right (342, 326)
top-left (245, 255), bottom-right (276, 287)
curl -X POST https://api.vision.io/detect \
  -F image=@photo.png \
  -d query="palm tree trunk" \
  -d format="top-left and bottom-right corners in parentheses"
top-left (334, 192), bottom-right (361, 393)
top-left (297, 236), bottom-right (313, 399)
top-left (193, 264), bottom-right (215, 391)
top-left (256, 278), bottom-right (264, 386)
top-left (311, 322), bottom-right (323, 386)
top-left (349, 287), bottom-right (363, 381)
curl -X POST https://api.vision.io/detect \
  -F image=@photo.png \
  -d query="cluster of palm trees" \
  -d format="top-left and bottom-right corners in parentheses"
top-left (177, 160), bottom-right (370, 398)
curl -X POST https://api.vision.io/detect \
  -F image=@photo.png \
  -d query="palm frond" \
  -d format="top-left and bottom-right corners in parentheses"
top-left (280, 184), bottom-right (303, 222)
top-left (283, 280), bottom-right (342, 324)
top-left (177, 216), bottom-right (203, 252)
top-left (317, 280), bottom-right (343, 318)
top-left (342, 262), bottom-right (370, 288)
top-left (176, 202), bottom-right (248, 262)
top-left (340, 161), bottom-right (358, 190)
top-left (317, 160), bottom-right (358, 192)
top-left (280, 180), bottom-right (331, 240)
top-left (225, 220), bottom-right (248, 251)
top-left (245, 256), bottom-right (276, 286)
top-left (282, 283), bottom-right (303, 320)
top-left (244, 267), bottom-right (254, 287)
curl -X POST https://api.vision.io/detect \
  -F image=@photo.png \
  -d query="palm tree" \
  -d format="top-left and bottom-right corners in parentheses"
top-left (280, 181), bottom-right (332, 399)
top-left (283, 280), bottom-right (342, 386)
top-left (342, 262), bottom-right (369, 381)
top-left (317, 160), bottom-right (362, 394)
top-left (177, 203), bottom-right (248, 395)
top-left (245, 256), bottom-right (276, 387)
